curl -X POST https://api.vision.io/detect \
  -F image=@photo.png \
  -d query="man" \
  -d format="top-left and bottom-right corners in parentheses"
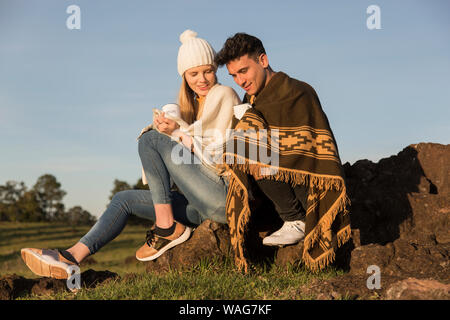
top-left (215, 33), bottom-right (351, 272)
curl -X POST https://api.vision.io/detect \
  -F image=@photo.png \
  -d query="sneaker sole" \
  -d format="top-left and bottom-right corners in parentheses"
top-left (262, 238), bottom-right (304, 247)
top-left (21, 249), bottom-right (70, 279)
top-left (136, 227), bottom-right (192, 262)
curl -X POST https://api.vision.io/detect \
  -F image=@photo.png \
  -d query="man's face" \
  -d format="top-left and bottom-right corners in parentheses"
top-left (226, 54), bottom-right (268, 96)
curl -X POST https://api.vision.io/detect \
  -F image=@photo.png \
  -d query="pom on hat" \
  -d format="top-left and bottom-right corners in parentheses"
top-left (179, 29), bottom-right (198, 44)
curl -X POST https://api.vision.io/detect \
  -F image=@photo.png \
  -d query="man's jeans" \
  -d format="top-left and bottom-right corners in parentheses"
top-left (255, 179), bottom-right (307, 222)
top-left (80, 130), bottom-right (228, 254)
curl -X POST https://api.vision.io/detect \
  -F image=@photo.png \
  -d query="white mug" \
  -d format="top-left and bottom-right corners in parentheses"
top-left (233, 103), bottom-right (252, 120)
top-left (161, 103), bottom-right (181, 119)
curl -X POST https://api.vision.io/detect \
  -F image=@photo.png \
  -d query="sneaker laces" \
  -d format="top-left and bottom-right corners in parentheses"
top-left (289, 221), bottom-right (305, 233)
top-left (145, 229), bottom-right (157, 247)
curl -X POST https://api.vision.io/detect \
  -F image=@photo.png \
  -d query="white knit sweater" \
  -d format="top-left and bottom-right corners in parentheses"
top-left (140, 84), bottom-right (241, 185)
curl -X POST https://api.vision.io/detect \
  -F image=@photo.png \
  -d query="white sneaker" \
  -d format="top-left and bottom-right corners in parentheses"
top-left (262, 220), bottom-right (305, 246)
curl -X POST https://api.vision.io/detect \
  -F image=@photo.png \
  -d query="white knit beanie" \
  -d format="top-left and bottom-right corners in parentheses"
top-left (177, 29), bottom-right (216, 76)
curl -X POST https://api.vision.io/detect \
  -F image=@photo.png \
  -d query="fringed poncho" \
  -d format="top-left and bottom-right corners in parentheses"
top-left (222, 72), bottom-right (351, 272)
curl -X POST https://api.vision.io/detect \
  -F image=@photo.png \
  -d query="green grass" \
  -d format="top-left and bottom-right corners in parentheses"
top-left (23, 258), bottom-right (343, 300)
top-left (1, 222), bottom-right (344, 300)
top-left (0, 221), bottom-right (151, 277)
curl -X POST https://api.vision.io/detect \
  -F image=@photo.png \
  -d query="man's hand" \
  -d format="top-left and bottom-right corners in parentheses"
top-left (154, 112), bottom-right (180, 135)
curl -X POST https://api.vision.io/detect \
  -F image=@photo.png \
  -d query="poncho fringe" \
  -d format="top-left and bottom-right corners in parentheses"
top-left (224, 155), bottom-right (351, 273)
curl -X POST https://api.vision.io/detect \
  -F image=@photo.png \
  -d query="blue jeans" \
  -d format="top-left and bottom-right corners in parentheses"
top-left (79, 130), bottom-right (228, 254)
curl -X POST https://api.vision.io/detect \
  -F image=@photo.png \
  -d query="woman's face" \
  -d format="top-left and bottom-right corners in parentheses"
top-left (184, 64), bottom-right (217, 97)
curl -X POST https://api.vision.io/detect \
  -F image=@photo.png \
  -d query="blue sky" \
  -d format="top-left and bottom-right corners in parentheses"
top-left (1, 0), bottom-right (449, 217)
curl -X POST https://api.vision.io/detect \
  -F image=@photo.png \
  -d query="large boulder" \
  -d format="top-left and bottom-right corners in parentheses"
top-left (273, 143), bottom-right (449, 300)
top-left (145, 220), bottom-right (232, 272)
top-left (349, 239), bottom-right (449, 280)
top-left (345, 143), bottom-right (450, 281)
top-left (345, 143), bottom-right (449, 247)
top-left (297, 143), bottom-right (450, 299)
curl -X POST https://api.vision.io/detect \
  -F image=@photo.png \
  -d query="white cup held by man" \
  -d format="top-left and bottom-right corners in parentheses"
top-left (233, 103), bottom-right (252, 120)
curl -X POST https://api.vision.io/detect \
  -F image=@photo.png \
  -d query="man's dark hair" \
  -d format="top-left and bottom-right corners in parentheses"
top-left (215, 33), bottom-right (266, 67)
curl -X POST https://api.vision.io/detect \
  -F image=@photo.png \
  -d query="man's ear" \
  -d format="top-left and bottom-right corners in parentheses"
top-left (258, 53), bottom-right (269, 68)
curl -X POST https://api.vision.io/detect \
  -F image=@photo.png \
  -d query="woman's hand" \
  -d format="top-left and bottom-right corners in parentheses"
top-left (154, 112), bottom-right (180, 135)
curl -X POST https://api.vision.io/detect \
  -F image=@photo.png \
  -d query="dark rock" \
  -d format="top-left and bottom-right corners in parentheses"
top-left (0, 274), bottom-right (65, 299)
top-left (413, 143), bottom-right (450, 194)
top-left (385, 278), bottom-right (450, 300)
top-left (30, 278), bottom-right (66, 296)
top-left (145, 220), bottom-right (232, 272)
top-left (345, 143), bottom-right (449, 247)
top-left (80, 269), bottom-right (119, 288)
top-left (275, 242), bottom-right (303, 267)
top-left (345, 146), bottom-right (423, 246)
top-left (0, 269), bottom-right (119, 299)
top-left (344, 143), bottom-right (450, 284)
top-left (302, 274), bottom-right (405, 300)
top-left (349, 243), bottom-right (395, 275)
top-left (407, 192), bottom-right (450, 245)
top-left (301, 274), bottom-right (450, 300)
top-left (0, 274), bottom-right (36, 300)
top-left (0, 278), bottom-right (13, 300)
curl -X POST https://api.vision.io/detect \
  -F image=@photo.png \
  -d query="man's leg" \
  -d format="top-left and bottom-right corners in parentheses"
top-left (255, 179), bottom-right (306, 221)
top-left (255, 179), bottom-right (306, 246)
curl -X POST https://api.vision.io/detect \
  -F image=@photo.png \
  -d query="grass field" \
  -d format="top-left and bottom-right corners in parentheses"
top-left (0, 222), bottom-right (344, 300)
top-left (0, 221), bottom-right (151, 277)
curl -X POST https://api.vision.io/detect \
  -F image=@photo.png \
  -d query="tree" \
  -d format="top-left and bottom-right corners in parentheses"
top-left (133, 178), bottom-right (149, 191)
top-left (0, 181), bottom-right (44, 221)
top-left (32, 174), bottom-right (66, 221)
top-left (63, 206), bottom-right (96, 226)
top-left (108, 178), bottom-right (151, 226)
top-left (109, 179), bottom-right (132, 200)
top-left (15, 190), bottom-right (45, 222)
top-left (0, 181), bottom-right (26, 204)
top-left (0, 181), bottom-right (26, 221)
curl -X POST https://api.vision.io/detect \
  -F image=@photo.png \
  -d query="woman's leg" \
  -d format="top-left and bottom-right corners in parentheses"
top-left (138, 130), bottom-right (228, 225)
top-left (21, 188), bottom-right (201, 278)
top-left (138, 130), bottom-right (180, 235)
top-left (67, 189), bottom-right (198, 263)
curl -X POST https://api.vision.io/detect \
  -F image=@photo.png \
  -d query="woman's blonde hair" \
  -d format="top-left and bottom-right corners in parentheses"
top-left (177, 75), bottom-right (196, 125)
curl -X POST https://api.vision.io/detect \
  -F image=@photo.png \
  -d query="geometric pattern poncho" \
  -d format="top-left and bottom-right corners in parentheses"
top-left (221, 72), bottom-right (351, 272)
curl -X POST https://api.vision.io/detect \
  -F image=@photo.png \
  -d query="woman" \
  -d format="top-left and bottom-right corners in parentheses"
top-left (20, 30), bottom-right (241, 279)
